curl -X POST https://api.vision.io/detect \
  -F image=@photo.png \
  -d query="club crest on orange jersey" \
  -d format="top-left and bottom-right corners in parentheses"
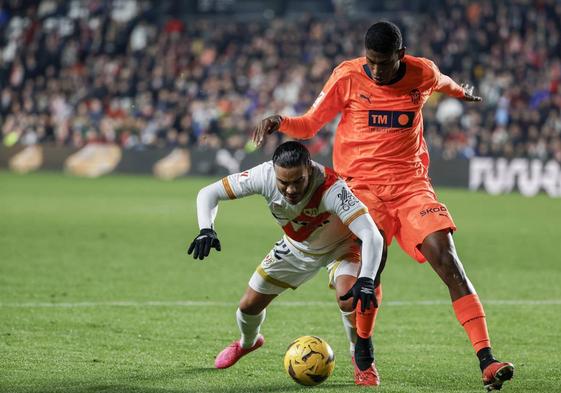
top-left (410, 88), bottom-right (421, 104)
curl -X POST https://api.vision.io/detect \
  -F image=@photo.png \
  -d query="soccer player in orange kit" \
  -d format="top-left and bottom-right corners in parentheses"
top-left (252, 21), bottom-right (514, 391)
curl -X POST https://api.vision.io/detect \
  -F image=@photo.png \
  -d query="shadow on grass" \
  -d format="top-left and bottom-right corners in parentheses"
top-left (5, 366), bottom-right (355, 393)
top-left (6, 382), bottom-right (354, 393)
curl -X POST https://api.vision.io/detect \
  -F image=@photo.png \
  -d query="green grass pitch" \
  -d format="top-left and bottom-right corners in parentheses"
top-left (1, 171), bottom-right (560, 392)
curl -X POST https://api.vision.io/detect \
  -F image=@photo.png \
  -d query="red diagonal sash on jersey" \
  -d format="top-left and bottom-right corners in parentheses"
top-left (282, 168), bottom-right (338, 242)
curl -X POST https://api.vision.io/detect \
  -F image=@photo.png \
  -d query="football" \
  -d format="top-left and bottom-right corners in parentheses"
top-left (283, 335), bottom-right (335, 386)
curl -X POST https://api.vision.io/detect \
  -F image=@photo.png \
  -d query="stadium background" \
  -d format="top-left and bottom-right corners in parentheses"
top-left (1, 0), bottom-right (560, 195)
top-left (1, 1), bottom-right (560, 392)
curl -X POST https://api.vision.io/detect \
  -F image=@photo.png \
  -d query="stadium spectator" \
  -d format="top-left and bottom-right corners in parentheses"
top-left (0, 0), bottom-right (560, 161)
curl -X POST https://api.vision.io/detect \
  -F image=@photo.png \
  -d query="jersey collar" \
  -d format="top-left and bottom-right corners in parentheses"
top-left (362, 61), bottom-right (407, 85)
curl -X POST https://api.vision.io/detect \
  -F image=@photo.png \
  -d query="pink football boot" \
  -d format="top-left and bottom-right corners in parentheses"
top-left (214, 335), bottom-right (265, 369)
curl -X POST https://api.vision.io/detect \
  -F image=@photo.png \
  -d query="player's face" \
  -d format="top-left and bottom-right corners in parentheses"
top-left (274, 164), bottom-right (311, 205)
top-left (365, 48), bottom-right (404, 85)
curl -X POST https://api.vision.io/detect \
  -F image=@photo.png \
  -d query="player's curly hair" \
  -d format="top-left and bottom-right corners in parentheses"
top-left (272, 141), bottom-right (311, 168)
top-left (365, 21), bottom-right (403, 53)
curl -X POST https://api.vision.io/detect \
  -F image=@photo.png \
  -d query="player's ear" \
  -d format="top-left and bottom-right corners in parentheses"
top-left (397, 47), bottom-right (405, 60)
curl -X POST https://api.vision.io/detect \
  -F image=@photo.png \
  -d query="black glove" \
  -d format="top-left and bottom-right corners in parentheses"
top-left (339, 277), bottom-right (377, 312)
top-left (187, 228), bottom-right (221, 260)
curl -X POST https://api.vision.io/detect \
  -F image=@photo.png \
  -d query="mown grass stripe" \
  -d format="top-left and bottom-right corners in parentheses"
top-left (1, 299), bottom-right (560, 308)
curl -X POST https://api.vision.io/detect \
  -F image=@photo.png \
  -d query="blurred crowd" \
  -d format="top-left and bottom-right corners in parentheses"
top-left (1, 0), bottom-right (560, 160)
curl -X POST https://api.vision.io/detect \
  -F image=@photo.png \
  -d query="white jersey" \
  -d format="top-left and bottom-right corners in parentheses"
top-left (220, 161), bottom-right (369, 255)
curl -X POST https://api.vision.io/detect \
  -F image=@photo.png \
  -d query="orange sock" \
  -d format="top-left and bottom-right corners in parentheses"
top-left (356, 284), bottom-right (382, 338)
top-left (452, 293), bottom-right (491, 353)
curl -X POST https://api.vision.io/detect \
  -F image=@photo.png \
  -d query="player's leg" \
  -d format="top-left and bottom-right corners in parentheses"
top-left (393, 181), bottom-right (513, 390)
top-left (215, 241), bottom-right (292, 369)
top-left (237, 287), bottom-right (276, 347)
top-left (420, 230), bottom-right (514, 390)
top-left (216, 238), bottom-right (327, 369)
top-left (336, 273), bottom-right (381, 386)
top-left (333, 241), bottom-right (386, 353)
top-left (358, 237), bottom-right (386, 342)
top-left (332, 255), bottom-right (385, 386)
top-left (335, 274), bottom-right (359, 355)
top-left (419, 229), bottom-right (473, 300)
top-left (342, 180), bottom-right (392, 361)
top-left (338, 280), bottom-right (385, 353)
top-left (214, 287), bottom-right (275, 369)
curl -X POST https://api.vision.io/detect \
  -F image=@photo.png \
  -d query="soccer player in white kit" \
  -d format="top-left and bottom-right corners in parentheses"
top-left (188, 141), bottom-right (384, 385)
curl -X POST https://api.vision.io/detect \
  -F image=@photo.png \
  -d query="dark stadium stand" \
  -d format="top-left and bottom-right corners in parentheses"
top-left (1, 0), bottom-right (560, 162)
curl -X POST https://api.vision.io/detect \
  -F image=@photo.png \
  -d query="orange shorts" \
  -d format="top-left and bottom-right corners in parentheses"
top-left (346, 178), bottom-right (456, 263)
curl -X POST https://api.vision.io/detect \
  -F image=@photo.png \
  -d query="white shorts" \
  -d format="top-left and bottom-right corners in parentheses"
top-left (248, 237), bottom-right (361, 295)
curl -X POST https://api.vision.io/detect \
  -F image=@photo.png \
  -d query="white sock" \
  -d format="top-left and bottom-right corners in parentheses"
top-left (340, 310), bottom-right (357, 356)
top-left (236, 308), bottom-right (266, 349)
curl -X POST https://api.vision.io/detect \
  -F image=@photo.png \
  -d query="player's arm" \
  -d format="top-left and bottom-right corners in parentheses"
top-left (430, 60), bottom-right (482, 102)
top-left (339, 213), bottom-right (384, 312)
top-left (187, 180), bottom-right (227, 260)
top-left (188, 166), bottom-right (265, 260)
top-left (325, 181), bottom-right (383, 311)
top-left (252, 69), bottom-right (349, 147)
top-left (347, 213), bottom-right (384, 281)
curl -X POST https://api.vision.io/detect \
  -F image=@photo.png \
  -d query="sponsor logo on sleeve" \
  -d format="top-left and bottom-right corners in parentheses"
top-left (337, 188), bottom-right (359, 211)
top-left (238, 170), bottom-right (251, 184)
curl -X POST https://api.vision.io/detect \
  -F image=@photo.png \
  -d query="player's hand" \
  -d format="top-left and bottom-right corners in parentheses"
top-left (187, 228), bottom-right (221, 260)
top-left (460, 83), bottom-right (482, 102)
top-left (251, 115), bottom-right (282, 147)
top-left (339, 277), bottom-right (377, 312)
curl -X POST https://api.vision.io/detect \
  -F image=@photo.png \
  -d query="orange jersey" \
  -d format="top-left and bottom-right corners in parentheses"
top-left (279, 55), bottom-right (465, 184)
